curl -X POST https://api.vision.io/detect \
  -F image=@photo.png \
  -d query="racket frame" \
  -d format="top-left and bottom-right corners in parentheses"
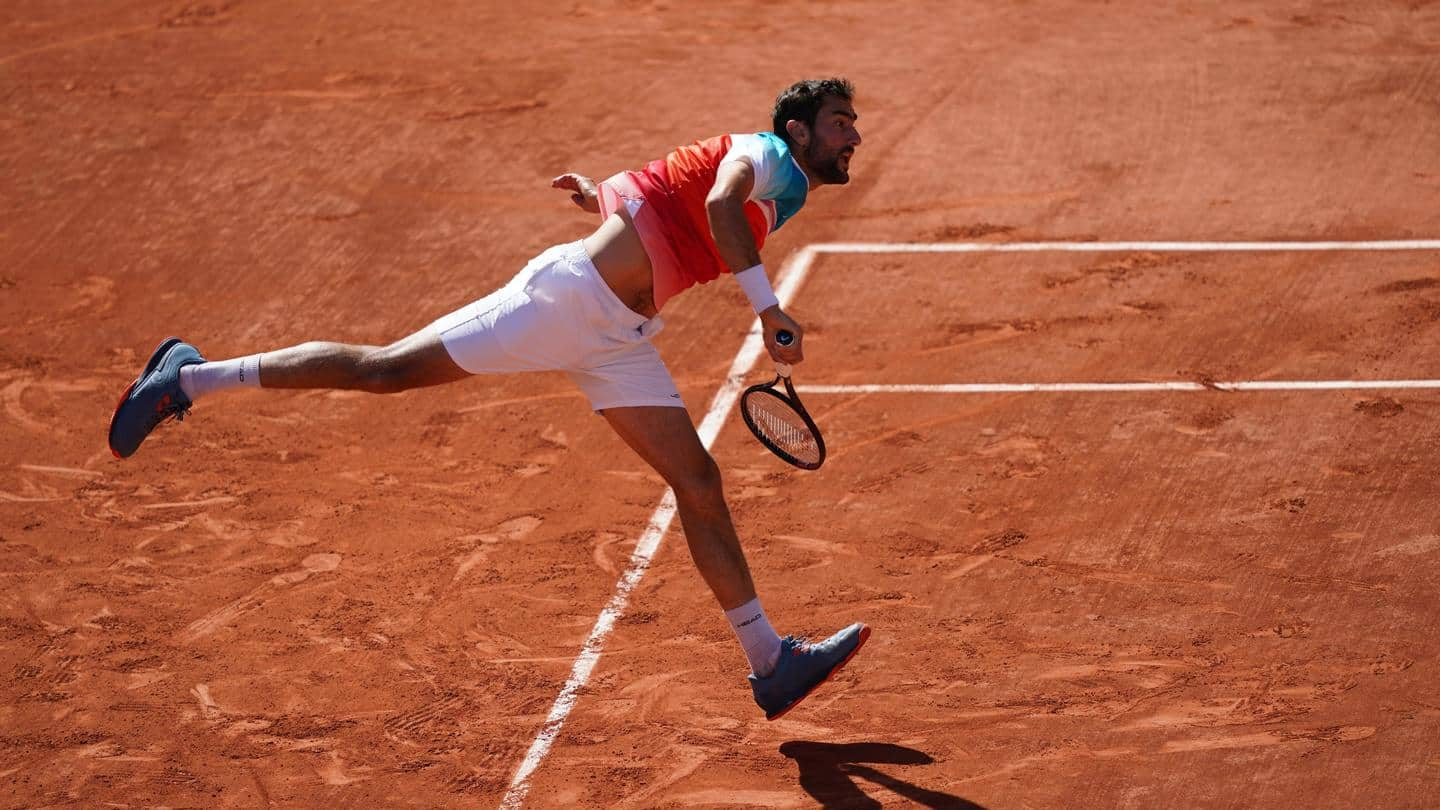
top-left (739, 373), bottom-right (827, 470)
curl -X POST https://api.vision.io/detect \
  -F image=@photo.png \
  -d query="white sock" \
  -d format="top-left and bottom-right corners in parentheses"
top-left (724, 597), bottom-right (783, 678)
top-left (179, 355), bottom-right (263, 401)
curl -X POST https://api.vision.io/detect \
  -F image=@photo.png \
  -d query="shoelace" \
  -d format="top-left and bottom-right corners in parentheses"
top-left (149, 401), bottom-right (191, 429)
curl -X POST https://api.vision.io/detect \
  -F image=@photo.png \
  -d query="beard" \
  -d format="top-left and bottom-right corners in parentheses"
top-left (805, 141), bottom-right (852, 185)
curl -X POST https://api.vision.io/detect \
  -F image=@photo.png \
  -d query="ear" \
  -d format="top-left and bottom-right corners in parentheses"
top-left (785, 118), bottom-right (810, 147)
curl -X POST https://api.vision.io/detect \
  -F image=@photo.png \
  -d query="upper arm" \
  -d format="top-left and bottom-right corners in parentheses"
top-left (717, 132), bottom-right (789, 202)
top-left (708, 158), bottom-right (755, 208)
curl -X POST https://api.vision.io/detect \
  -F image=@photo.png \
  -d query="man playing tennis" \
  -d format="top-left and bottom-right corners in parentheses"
top-left (109, 78), bottom-right (868, 721)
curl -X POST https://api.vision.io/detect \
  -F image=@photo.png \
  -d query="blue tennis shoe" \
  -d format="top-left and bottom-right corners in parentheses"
top-left (748, 623), bottom-right (871, 721)
top-left (108, 338), bottom-right (205, 459)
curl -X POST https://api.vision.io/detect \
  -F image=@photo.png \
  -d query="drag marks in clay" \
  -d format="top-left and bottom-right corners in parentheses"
top-left (180, 553), bottom-right (342, 642)
top-left (403, 514), bottom-right (543, 633)
top-left (1, 374), bottom-right (102, 436)
top-left (384, 692), bottom-right (465, 737)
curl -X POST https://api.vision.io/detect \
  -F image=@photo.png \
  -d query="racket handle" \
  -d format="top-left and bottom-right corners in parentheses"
top-left (773, 330), bottom-right (795, 377)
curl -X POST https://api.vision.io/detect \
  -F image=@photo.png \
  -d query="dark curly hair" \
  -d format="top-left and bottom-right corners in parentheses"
top-left (772, 78), bottom-right (855, 147)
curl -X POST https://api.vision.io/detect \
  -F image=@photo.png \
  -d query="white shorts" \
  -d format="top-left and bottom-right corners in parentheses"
top-left (429, 241), bottom-right (684, 411)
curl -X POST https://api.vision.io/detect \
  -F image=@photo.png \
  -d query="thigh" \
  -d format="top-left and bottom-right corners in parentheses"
top-left (600, 405), bottom-right (714, 488)
top-left (429, 249), bottom-right (596, 374)
top-left (566, 341), bottom-right (684, 411)
top-left (427, 283), bottom-right (541, 374)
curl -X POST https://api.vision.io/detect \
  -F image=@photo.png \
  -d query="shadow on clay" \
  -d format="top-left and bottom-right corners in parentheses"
top-left (780, 741), bottom-right (984, 809)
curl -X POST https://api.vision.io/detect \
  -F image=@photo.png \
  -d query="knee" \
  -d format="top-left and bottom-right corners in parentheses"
top-left (355, 348), bottom-right (415, 394)
top-left (669, 453), bottom-right (725, 506)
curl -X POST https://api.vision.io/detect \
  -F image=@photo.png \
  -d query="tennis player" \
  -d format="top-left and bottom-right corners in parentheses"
top-left (109, 78), bottom-right (868, 721)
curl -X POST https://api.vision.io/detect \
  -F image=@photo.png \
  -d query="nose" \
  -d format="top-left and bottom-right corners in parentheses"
top-left (850, 127), bottom-right (862, 147)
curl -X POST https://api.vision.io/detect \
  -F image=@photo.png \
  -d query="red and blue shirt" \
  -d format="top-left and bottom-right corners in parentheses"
top-left (598, 132), bottom-right (808, 309)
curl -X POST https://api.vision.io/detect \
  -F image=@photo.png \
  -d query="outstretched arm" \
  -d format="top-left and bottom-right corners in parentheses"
top-left (551, 172), bottom-right (600, 214)
top-left (707, 160), bottom-right (803, 365)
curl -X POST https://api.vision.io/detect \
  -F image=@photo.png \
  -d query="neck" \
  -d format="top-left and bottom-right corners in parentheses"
top-left (795, 158), bottom-right (822, 191)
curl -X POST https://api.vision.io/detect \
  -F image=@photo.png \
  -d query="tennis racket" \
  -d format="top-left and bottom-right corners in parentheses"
top-left (740, 330), bottom-right (826, 470)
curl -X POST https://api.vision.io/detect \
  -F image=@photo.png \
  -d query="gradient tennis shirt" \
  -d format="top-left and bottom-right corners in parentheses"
top-left (598, 132), bottom-right (809, 310)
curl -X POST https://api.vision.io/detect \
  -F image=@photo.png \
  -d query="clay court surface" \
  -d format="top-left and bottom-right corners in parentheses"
top-left (4, 1), bottom-right (1440, 807)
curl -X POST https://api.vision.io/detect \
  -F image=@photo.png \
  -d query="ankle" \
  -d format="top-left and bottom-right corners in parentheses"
top-left (724, 597), bottom-right (783, 677)
top-left (178, 355), bottom-right (261, 401)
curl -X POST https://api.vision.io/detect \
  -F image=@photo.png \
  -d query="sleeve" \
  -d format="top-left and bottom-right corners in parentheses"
top-left (720, 132), bottom-right (790, 202)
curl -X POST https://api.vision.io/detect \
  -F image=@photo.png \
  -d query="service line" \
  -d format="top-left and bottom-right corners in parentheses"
top-left (798, 240), bottom-right (1440, 395)
top-left (798, 380), bottom-right (1440, 394)
top-left (811, 240), bottom-right (1440, 253)
top-left (499, 246), bottom-right (819, 809)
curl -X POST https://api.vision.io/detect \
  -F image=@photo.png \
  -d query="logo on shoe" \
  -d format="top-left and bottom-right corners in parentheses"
top-left (155, 394), bottom-right (172, 412)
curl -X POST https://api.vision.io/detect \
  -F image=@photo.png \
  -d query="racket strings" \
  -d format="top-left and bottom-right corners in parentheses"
top-left (747, 397), bottom-right (821, 463)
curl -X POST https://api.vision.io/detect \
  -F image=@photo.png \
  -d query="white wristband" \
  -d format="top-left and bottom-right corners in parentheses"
top-left (734, 263), bottom-right (779, 313)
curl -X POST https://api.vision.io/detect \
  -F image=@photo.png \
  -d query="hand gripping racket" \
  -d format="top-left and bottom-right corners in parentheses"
top-left (740, 330), bottom-right (826, 470)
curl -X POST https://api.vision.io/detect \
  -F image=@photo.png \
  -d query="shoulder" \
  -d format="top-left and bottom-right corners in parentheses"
top-left (751, 131), bottom-right (790, 158)
top-left (723, 132), bottom-right (804, 199)
top-left (723, 132), bottom-right (789, 166)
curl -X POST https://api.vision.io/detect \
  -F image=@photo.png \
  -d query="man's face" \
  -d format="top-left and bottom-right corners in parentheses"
top-left (795, 96), bottom-right (862, 185)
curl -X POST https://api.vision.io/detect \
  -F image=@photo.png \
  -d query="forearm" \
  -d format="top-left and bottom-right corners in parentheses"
top-left (702, 161), bottom-right (800, 362)
top-left (704, 197), bottom-right (780, 316)
top-left (706, 196), bottom-right (762, 274)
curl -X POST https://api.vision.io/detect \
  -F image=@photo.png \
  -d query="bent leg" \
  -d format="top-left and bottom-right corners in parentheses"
top-left (257, 328), bottom-right (469, 393)
top-left (600, 405), bottom-right (756, 610)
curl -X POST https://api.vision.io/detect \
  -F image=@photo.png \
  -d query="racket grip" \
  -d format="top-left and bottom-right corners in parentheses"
top-left (773, 330), bottom-right (794, 377)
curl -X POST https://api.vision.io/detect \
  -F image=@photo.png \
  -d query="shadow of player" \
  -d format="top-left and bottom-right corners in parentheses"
top-left (780, 740), bottom-right (985, 809)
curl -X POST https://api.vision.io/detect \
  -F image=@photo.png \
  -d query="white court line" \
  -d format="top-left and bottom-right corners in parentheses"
top-left (499, 246), bottom-right (819, 809)
top-left (796, 240), bottom-right (1440, 395)
top-left (810, 240), bottom-right (1440, 253)
top-left (500, 237), bottom-right (1440, 807)
top-left (798, 380), bottom-right (1440, 394)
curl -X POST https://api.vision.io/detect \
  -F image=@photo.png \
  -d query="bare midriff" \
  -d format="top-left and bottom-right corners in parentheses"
top-left (582, 209), bottom-right (658, 318)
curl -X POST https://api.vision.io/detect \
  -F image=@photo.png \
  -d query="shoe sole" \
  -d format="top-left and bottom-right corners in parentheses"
top-left (108, 337), bottom-right (183, 459)
top-left (766, 624), bottom-right (872, 722)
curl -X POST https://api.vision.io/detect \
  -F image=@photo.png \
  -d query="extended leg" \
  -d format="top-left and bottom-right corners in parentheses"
top-left (600, 405), bottom-right (755, 610)
top-left (109, 328), bottom-right (469, 458)
top-left (247, 329), bottom-right (469, 393)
